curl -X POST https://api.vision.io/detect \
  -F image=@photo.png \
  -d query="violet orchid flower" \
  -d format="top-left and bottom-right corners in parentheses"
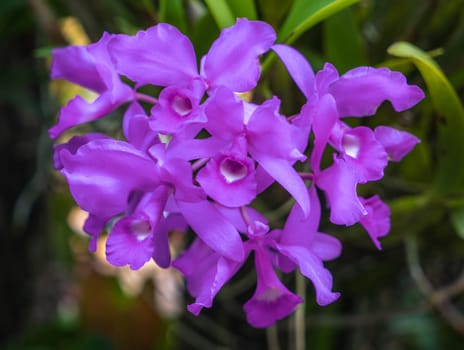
top-left (275, 45), bottom-right (423, 245)
top-left (50, 19), bottom-right (425, 328)
top-left (202, 87), bottom-right (310, 215)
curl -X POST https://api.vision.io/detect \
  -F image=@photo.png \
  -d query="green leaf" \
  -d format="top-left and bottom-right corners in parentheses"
top-left (204, 0), bottom-right (235, 29)
top-left (323, 7), bottom-right (366, 73)
top-left (226, 0), bottom-right (257, 19)
top-left (159, 0), bottom-right (188, 32)
top-left (388, 42), bottom-right (464, 196)
top-left (278, 0), bottom-right (360, 44)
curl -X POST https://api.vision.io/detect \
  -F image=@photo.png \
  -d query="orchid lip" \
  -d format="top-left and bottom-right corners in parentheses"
top-left (257, 287), bottom-right (282, 302)
top-left (172, 95), bottom-right (193, 116)
top-left (219, 157), bottom-right (248, 183)
top-left (130, 219), bottom-right (152, 241)
top-left (342, 133), bottom-right (360, 158)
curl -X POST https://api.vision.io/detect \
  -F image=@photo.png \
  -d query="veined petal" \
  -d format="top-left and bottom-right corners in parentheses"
top-left (329, 66), bottom-right (425, 117)
top-left (176, 199), bottom-right (244, 261)
top-left (272, 44), bottom-right (315, 98)
top-left (201, 18), bottom-right (276, 92)
top-left (108, 23), bottom-right (198, 87)
top-left (374, 126), bottom-right (420, 162)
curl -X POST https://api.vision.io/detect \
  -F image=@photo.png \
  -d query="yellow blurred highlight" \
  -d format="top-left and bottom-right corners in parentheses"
top-left (49, 16), bottom-right (96, 128)
top-left (60, 17), bottom-right (90, 45)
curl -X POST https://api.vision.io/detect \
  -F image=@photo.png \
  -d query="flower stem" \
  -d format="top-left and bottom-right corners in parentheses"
top-left (135, 92), bottom-right (158, 105)
top-left (266, 324), bottom-right (281, 350)
top-left (295, 271), bottom-right (306, 350)
top-left (191, 158), bottom-right (209, 172)
top-left (299, 172), bottom-right (314, 181)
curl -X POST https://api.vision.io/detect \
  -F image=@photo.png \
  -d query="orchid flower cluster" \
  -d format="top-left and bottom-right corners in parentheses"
top-left (51, 19), bottom-right (424, 328)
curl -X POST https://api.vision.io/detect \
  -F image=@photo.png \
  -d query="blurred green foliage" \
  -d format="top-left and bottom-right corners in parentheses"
top-left (2, 0), bottom-right (464, 349)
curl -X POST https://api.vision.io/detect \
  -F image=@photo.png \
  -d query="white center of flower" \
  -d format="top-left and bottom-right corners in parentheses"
top-left (342, 134), bottom-right (360, 158)
top-left (130, 220), bottom-right (152, 241)
top-left (172, 95), bottom-right (192, 116)
top-left (220, 158), bottom-right (248, 183)
top-left (257, 287), bottom-right (282, 302)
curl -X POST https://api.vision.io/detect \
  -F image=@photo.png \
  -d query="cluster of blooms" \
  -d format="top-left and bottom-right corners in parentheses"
top-left (51, 19), bottom-right (424, 327)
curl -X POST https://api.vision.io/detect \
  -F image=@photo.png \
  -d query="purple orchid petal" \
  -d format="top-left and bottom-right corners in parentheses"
top-left (83, 214), bottom-right (110, 252)
top-left (315, 63), bottom-right (339, 95)
top-left (108, 23), bottom-right (198, 87)
top-left (176, 199), bottom-right (245, 262)
top-left (252, 152), bottom-right (310, 217)
top-left (201, 18), bottom-right (276, 92)
top-left (247, 97), bottom-right (306, 161)
top-left (311, 233), bottom-right (343, 261)
top-left (317, 157), bottom-right (367, 226)
top-left (204, 87), bottom-right (245, 141)
top-left (339, 126), bottom-right (388, 183)
top-left (123, 102), bottom-right (160, 152)
top-left (374, 126), bottom-right (420, 162)
top-left (309, 94), bottom-right (338, 172)
top-left (58, 138), bottom-right (159, 218)
top-left (150, 82), bottom-right (206, 134)
top-left (162, 157), bottom-right (205, 202)
top-left (167, 136), bottom-right (228, 161)
top-left (359, 195), bottom-right (391, 250)
top-left (196, 140), bottom-right (257, 207)
top-left (51, 43), bottom-right (106, 93)
top-left (106, 214), bottom-right (155, 270)
top-left (272, 44), bottom-right (315, 98)
top-left (275, 244), bottom-right (339, 306)
top-left (329, 66), bottom-right (425, 117)
top-left (215, 205), bottom-right (268, 234)
top-left (280, 186), bottom-right (320, 246)
top-left (244, 249), bottom-right (302, 328)
top-left (173, 238), bottom-right (243, 315)
top-left (148, 144), bottom-right (205, 202)
top-left (152, 212), bottom-right (187, 268)
top-left (106, 188), bottom-right (170, 269)
top-left (49, 89), bottom-right (132, 139)
top-left (53, 133), bottom-right (108, 170)
top-left (49, 33), bottom-right (133, 139)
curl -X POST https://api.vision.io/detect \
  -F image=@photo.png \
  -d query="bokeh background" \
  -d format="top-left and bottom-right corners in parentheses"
top-left (1, 0), bottom-right (464, 349)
